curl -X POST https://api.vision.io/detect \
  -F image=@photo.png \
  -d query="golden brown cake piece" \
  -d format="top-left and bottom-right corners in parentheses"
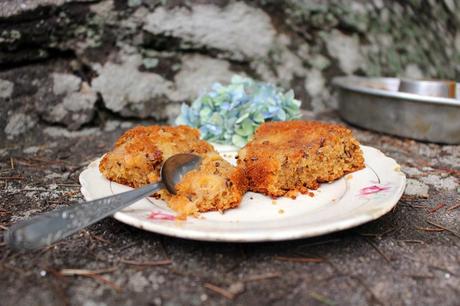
top-left (163, 152), bottom-right (247, 217)
top-left (237, 120), bottom-right (365, 197)
top-left (99, 125), bottom-right (247, 217)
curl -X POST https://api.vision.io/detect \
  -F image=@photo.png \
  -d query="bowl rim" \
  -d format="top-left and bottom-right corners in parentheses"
top-left (333, 76), bottom-right (460, 107)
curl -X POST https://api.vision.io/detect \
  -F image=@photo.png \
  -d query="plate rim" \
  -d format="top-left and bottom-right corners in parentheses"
top-left (79, 145), bottom-right (406, 242)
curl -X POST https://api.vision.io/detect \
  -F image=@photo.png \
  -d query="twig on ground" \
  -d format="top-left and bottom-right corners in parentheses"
top-left (118, 241), bottom-right (138, 252)
top-left (204, 283), bottom-right (236, 300)
top-left (273, 256), bottom-right (324, 263)
top-left (431, 166), bottom-right (460, 176)
top-left (12, 158), bottom-right (68, 170)
top-left (10, 157), bottom-right (14, 169)
top-left (297, 239), bottom-right (341, 248)
top-left (59, 267), bottom-right (117, 276)
top-left (359, 226), bottom-right (399, 238)
top-left (83, 230), bottom-right (111, 244)
top-left (243, 272), bottom-right (280, 282)
top-left (364, 238), bottom-right (392, 263)
top-left (399, 239), bottom-right (424, 244)
top-left (447, 204), bottom-right (460, 211)
top-left (410, 204), bottom-right (427, 209)
top-left (91, 234), bottom-right (110, 244)
top-left (87, 274), bottom-right (122, 293)
top-left (39, 244), bottom-right (59, 255)
top-left (416, 227), bottom-right (445, 232)
top-left (120, 259), bottom-right (172, 267)
top-left (426, 221), bottom-right (460, 238)
top-left (406, 159), bottom-right (460, 176)
top-left (428, 265), bottom-right (457, 276)
top-left (429, 203), bottom-right (446, 214)
top-left (400, 200), bottom-right (426, 209)
top-left (54, 267), bottom-right (122, 293)
top-left (0, 176), bottom-right (25, 180)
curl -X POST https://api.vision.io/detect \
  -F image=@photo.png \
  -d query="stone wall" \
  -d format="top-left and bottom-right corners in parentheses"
top-left (1, 0), bottom-right (459, 139)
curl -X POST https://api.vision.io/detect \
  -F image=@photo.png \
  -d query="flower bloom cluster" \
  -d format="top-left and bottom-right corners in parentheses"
top-left (175, 75), bottom-right (301, 147)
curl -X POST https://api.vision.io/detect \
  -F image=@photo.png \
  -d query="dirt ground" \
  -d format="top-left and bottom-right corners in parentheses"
top-left (0, 112), bottom-right (459, 306)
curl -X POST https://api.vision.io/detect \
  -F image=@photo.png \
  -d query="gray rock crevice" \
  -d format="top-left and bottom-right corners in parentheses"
top-left (1, 0), bottom-right (459, 139)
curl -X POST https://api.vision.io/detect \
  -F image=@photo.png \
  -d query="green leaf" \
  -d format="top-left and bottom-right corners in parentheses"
top-left (252, 112), bottom-right (265, 123)
top-left (235, 112), bottom-right (249, 124)
top-left (199, 107), bottom-right (212, 120)
top-left (235, 118), bottom-right (254, 136)
top-left (232, 134), bottom-right (247, 147)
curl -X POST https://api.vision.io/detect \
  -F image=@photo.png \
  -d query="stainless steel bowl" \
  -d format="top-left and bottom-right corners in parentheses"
top-left (398, 79), bottom-right (456, 98)
top-left (333, 76), bottom-right (460, 144)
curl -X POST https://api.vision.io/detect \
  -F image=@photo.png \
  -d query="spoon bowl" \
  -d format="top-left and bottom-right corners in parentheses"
top-left (162, 153), bottom-right (202, 194)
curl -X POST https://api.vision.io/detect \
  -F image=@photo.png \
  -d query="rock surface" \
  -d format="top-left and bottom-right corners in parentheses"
top-left (1, 0), bottom-right (459, 136)
top-left (0, 78), bottom-right (14, 98)
top-left (143, 2), bottom-right (277, 60)
top-left (92, 54), bottom-right (176, 119)
top-left (0, 111), bottom-right (459, 306)
top-left (0, 1), bottom-right (459, 304)
top-left (4, 113), bottom-right (37, 139)
top-left (404, 179), bottom-right (429, 198)
top-left (36, 73), bottom-right (98, 129)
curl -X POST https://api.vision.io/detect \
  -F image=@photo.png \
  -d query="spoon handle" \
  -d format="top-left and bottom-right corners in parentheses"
top-left (5, 182), bottom-right (164, 250)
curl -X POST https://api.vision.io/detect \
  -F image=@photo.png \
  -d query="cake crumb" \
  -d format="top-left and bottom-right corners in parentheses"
top-left (278, 209), bottom-right (284, 214)
top-left (285, 190), bottom-right (298, 199)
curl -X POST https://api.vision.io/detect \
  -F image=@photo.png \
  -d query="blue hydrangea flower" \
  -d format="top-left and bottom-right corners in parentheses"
top-left (175, 75), bottom-right (301, 147)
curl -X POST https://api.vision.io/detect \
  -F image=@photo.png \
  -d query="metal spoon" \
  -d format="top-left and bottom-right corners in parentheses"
top-left (5, 153), bottom-right (202, 250)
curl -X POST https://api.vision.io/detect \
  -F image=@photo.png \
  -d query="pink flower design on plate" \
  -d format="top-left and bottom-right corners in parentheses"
top-left (147, 211), bottom-right (175, 221)
top-left (359, 184), bottom-right (391, 196)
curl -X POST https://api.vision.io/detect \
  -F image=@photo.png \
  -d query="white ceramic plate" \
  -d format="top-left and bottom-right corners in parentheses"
top-left (79, 145), bottom-right (406, 242)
